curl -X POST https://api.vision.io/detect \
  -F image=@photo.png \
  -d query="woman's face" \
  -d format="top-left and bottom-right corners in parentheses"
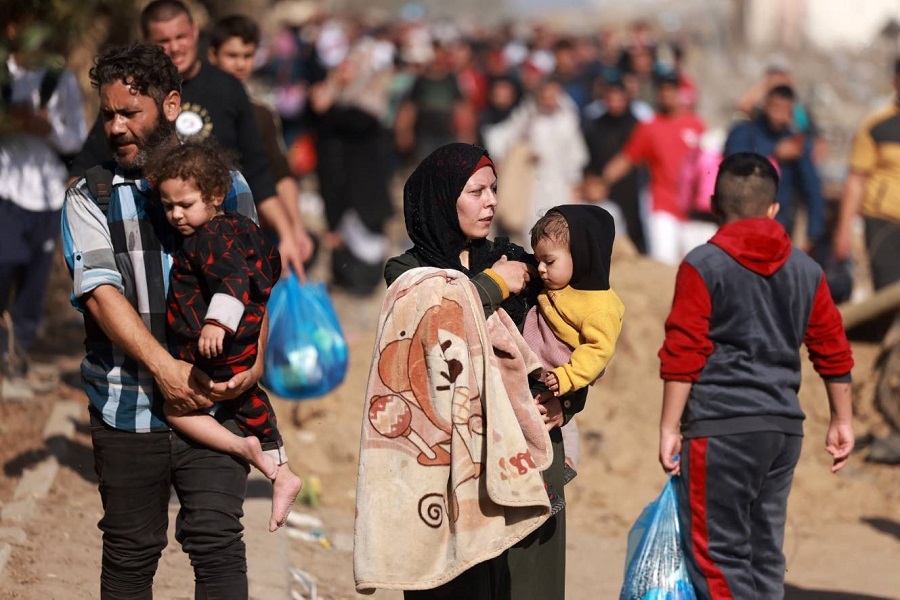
top-left (456, 166), bottom-right (497, 241)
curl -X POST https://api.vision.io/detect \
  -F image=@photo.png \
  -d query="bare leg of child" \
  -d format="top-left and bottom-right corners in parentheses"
top-left (166, 410), bottom-right (277, 478)
top-left (264, 448), bottom-right (303, 532)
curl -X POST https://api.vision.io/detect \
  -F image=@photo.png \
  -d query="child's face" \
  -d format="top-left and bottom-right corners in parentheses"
top-left (534, 237), bottom-right (573, 291)
top-left (209, 37), bottom-right (257, 83)
top-left (159, 177), bottom-right (222, 236)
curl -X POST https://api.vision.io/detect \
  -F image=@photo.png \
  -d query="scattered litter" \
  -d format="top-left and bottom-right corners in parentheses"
top-left (290, 567), bottom-right (318, 600)
top-left (286, 511), bottom-right (331, 548)
top-left (286, 512), bottom-right (323, 530)
top-left (286, 527), bottom-right (332, 549)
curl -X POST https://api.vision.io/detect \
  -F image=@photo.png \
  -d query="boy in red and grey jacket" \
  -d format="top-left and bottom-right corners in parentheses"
top-left (658, 152), bottom-right (855, 599)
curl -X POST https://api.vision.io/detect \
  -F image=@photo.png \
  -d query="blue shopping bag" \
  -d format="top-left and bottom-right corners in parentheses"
top-left (262, 274), bottom-right (348, 400)
top-left (620, 477), bottom-right (697, 600)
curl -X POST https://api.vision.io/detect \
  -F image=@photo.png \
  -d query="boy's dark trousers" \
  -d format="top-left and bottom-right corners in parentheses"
top-left (676, 432), bottom-right (803, 600)
top-left (90, 411), bottom-right (250, 600)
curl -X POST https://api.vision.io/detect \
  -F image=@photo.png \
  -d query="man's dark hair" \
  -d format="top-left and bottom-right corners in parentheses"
top-left (209, 14), bottom-right (260, 52)
top-left (894, 56), bottom-right (900, 77)
top-left (140, 0), bottom-right (192, 38)
top-left (145, 139), bottom-right (237, 203)
top-left (766, 84), bottom-right (795, 102)
top-left (89, 43), bottom-right (181, 108)
top-left (713, 152), bottom-right (780, 220)
top-left (530, 209), bottom-right (570, 249)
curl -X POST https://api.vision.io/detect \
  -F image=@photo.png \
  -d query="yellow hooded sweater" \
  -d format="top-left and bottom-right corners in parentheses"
top-left (536, 286), bottom-right (625, 396)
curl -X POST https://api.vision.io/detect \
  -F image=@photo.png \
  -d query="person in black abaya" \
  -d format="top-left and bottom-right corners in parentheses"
top-left (384, 143), bottom-right (588, 600)
top-left (582, 78), bottom-right (647, 254)
top-left (309, 50), bottom-right (393, 295)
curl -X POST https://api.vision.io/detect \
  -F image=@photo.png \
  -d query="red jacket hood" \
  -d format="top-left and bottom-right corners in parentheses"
top-left (709, 218), bottom-right (792, 276)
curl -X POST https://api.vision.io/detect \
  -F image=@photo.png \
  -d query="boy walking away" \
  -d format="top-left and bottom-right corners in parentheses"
top-left (658, 152), bottom-right (855, 599)
top-left (146, 141), bottom-right (303, 532)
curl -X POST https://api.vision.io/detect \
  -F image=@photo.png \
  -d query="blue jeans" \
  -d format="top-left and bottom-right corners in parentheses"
top-left (90, 410), bottom-right (249, 599)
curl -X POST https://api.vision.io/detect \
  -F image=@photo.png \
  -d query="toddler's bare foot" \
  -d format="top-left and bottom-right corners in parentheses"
top-left (270, 467), bottom-right (303, 532)
top-left (240, 436), bottom-right (277, 479)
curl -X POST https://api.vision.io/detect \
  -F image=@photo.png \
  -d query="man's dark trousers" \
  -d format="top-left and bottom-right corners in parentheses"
top-left (90, 411), bottom-right (250, 599)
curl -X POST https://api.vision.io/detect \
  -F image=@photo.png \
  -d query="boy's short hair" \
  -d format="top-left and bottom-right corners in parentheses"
top-left (766, 84), bottom-right (795, 102)
top-left (713, 152), bottom-right (780, 220)
top-left (140, 0), bottom-right (192, 38)
top-left (146, 140), bottom-right (237, 203)
top-left (89, 44), bottom-right (181, 109)
top-left (209, 14), bottom-right (260, 52)
top-left (530, 209), bottom-right (570, 249)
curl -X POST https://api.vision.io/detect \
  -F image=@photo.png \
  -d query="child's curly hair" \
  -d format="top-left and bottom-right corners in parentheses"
top-left (145, 140), bottom-right (238, 203)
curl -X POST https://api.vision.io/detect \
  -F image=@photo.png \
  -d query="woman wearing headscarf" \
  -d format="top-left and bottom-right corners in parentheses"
top-left (377, 143), bottom-right (588, 600)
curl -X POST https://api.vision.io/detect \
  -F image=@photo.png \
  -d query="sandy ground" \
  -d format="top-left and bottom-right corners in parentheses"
top-left (1, 250), bottom-right (899, 599)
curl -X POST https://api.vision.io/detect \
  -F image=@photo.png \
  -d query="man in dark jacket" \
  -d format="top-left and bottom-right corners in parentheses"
top-left (69, 0), bottom-right (307, 274)
top-left (581, 79), bottom-right (645, 253)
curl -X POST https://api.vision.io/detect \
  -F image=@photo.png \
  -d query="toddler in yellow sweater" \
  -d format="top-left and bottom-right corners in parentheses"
top-left (524, 205), bottom-right (625, 399)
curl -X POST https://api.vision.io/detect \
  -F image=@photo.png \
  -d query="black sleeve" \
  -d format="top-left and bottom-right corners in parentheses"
top-left (253, 103), bottom-right (293, 182)
top-left (230, 79), bottom-right (278, 204)
top-left (69, 114), bottom-right (112, 179)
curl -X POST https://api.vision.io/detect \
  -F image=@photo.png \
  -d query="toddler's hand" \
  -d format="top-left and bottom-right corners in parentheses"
top-left (199, 323), bottom-right (226, 358)
top-left (544, 371), bottom-right (560, 395)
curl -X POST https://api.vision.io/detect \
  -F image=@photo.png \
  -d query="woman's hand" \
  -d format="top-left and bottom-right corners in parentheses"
top-left (490, 255), bottom-right (536, 295)
top-left (536, 390), bottom-right (565, 431)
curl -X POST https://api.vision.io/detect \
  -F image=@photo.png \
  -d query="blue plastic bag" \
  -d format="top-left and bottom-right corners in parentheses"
top-left (262, 275), bottom-right (348, 400)
top-left (620, 477), bottom-right (697, 600)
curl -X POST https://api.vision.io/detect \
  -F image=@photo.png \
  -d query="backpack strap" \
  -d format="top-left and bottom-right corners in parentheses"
top-left (85, 162), bottom-right (116, 217)
top-left (0, 64), bottom-right (63, 110)
top-left (0, 59), bottom-right (12, 110)
top-left (39, 66), bottom-right (64, 109)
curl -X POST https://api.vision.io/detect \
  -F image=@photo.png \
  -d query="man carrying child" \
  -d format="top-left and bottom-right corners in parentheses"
top-left (62, 43), bottom-right (261, 598)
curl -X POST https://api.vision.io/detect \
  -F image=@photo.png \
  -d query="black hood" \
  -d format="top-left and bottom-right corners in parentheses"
top-left (554, 204), bottom-right (615, 291)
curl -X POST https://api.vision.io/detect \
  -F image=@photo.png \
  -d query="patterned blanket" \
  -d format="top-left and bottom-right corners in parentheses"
top-left (354, 268), bottom-right (552, 592)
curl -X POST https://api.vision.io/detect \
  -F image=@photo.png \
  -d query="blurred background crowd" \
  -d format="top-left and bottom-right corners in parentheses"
top-left (3, 0), bottom-right (900, 389)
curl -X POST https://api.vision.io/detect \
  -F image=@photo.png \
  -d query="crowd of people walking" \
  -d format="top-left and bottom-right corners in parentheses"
top-left (2, 1), bottom-right (897, 598)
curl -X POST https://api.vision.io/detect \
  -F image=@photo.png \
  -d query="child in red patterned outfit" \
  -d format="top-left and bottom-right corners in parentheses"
top-left (147, 142), bottom-right (302, 532)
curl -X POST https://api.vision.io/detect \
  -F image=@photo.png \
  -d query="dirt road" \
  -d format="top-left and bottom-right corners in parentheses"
top-left (2, 253), bottom-right (899, 599)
